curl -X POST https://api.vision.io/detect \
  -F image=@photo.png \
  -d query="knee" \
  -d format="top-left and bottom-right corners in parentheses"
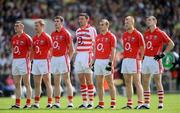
top-left (86, 79), bottom-right (92, 85)
top-left (24, 82), bottom-right (30, 88)
top-left (14, 81), bottom-right (21, 87)
top-left (124, 79), bottom-right (131, 85)
top-left (97, 81), bottom-right (103, 87)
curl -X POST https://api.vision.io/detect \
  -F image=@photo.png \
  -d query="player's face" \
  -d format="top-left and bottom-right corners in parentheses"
top-left (14, 23), bottom-right (23, 33)
top-left (35, 22), bottom-right (43, 33)
top-left (124, 17), bottom-right (133, 30)
top-left (146, 17), bottom-right (155, 27)
top-left (79, 16), bottom-right (88, 27)
top-left (99, 21), bottom-right (107, 32)
top-left (54, 19), bottom-right (62, 29)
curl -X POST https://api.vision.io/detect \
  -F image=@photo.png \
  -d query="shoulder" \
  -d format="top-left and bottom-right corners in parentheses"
top-left (134, 30), bottom-right (143, 38)
top-left (63, 28), bottom-right (71, 35)
top-left (24, 33), bottom-right (32, 40)
top-left (51, 31), bottom-right (56, 36)
top-left (156, 28), bottom-right (166, 36)
top-left (11, 35), bottom-right (16, 40)
top-left (44, 32), bottom-right (51, 39)
top-left (89, 26), bottom-right (97, 31)
top-left (76, 28), bottom-right (81, 33)
top-left (144, 29), bottom-right (149, 35)
top-left (122, 32), bottom-right (127, 37)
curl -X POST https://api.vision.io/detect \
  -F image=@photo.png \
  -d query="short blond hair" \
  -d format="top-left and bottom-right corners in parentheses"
top-left (35, 19), bottom-right (45, 26)
top-left (15, 21), bottom-right (24, 27)
top-left (125, 16), bottom-right (135, 25)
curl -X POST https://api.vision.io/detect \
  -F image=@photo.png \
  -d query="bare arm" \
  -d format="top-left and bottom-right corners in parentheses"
top-left (164, 39), bottom-right (175, 54)
top-left (68, 40), bottom-right (75, 60)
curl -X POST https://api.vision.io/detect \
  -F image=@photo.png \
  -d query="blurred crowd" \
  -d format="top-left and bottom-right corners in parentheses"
top-left (0, 0), bottom-right (180, 96)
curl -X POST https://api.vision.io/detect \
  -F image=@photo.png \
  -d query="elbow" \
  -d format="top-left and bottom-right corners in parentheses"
top-left (170, 41), bottom-right (175, 49)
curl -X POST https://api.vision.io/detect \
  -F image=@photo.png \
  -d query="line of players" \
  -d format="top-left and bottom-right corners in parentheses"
top-left (11, 13), bottom-right (174, 109)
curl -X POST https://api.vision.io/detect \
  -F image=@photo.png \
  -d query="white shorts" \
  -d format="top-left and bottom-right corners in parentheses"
top-left (12, 58), bottom-right (31, 76)
top-left (32, 59), bottom-right (50, 75)
top-left (51, 55), bottom-right (70, 74)
top-left (74, 52), bottom-right (92, 74)
top-left (121, 58), bottom-right (141, 74)
top-left (94, 59), bottom-right (111, 76)
top-left (142, 56), bottom-right (164, 74)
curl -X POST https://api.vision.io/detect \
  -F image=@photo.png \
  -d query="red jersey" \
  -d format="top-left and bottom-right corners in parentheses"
top-left (122, 29), bottom-right (145, 58)
top-left (51, 27), bottom-right (72, 56)
top-left (32, 32), bottom-right (52, 59)
top-left (11, 32), bottom-right (32, 59)
top-left (95, 31), bottom-right (116, 59)
top-left (144, 27), bottom-right (170, 56)
top-left (76, 24), bottom-right (97, 52)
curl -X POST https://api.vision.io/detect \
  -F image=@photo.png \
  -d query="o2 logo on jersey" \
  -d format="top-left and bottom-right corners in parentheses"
top-left (78, 37), bottom-right (84, 45)
top-left (124, 42), bottom-right (132, 51)
top-left (53, 41), bottom-right (60, 50)
top-left (13, 46), bottom-right (20, 55)
top-left (146, 41), bottom-right (153, 50)
top-left (35, 46), bottom-right (41, 54)
top-left (97, 43), bottom-right (104, 52)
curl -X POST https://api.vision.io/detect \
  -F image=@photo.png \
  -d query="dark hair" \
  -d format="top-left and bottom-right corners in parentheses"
top-left (15, 21), bottom-right (23, 24)
top-left (54, 16), bottom-right (64, 23)
top-left (78, 13), bottom-right (89, 19)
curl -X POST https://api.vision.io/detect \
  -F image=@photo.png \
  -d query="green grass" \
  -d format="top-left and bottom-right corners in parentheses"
top-left (0, 94), bottom-right (180, 113)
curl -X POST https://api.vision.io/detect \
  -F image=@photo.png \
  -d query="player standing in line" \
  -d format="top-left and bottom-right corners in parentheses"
top-left (51, 16), bottom-right (74, 108)
top-left (121, 16), bottom-right (145, 109)
top-left (142, 16), bottom-right (174, 109)
top-left (93, 19), bottom-right (116, 109)
top-left (74, 13), bottom-right (97, 109)
top-left (31, 19), bottom-right (53, 108)
top-left (10, 21), bottom-right (32, 109)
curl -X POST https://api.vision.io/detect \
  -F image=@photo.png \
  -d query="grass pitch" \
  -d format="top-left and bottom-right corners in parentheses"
top-left (0, 94), bottom-right (179, 113)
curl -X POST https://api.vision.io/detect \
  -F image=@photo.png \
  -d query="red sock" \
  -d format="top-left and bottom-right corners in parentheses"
top-left (144, 91), bottom-right (150, 105)
top-left (158, 90), bottom-right (164, 104)
top-left (137, 100), bottom-right (143, 106)
top-left (80, 84), bottom-right (87, 104)
top-left (111, 98), bottom-right (116, 106)
top-left (99, 101), bottom-right (104, 107)
top-left (35, 96), bottom-right (40, 104)
top-left (15, 98), bottom-right (20, 106)
top-left (68, 96), bottom-right (73, 104)
top-left (26, 98), bottom-right (31, 105)
top-left (127, 99), bottom-right (133, 107)
top-left (48, 97), bottom-right (52, 104)
top-left (55, 96), bottom-right (60, 104)
top-left (87, 84), bottom-right (94, 103)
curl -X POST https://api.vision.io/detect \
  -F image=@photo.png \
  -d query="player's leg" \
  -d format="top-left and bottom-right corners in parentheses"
top-left (63, 72), bottom-right (74, 108)
top-left (78, 73), bottom-right (87, 108)
top-left (122, 74), bottom-right (133, 109)
top-left (142, 74), bottom-right (151, 109)
top-left (22, 74), bottom-right (32, 108)
top-left (95, 75), bottom-right (105, 109)
top-left (133, 73), bottom-right (144, 109)
top-left (154, 74), bottom-right (164, 109)
top-left (84, 72), bottom-right (94, 109)
top-left (105, 74), bottom-right (116, 109)
top-left (33, 75), bottom-right (42, 108)
top-left (43, 73), bottom-right (53, 108)
top-left (12, 75), bottom-right (22, 108)
top-left (52, 74), bottom-right (61, 108)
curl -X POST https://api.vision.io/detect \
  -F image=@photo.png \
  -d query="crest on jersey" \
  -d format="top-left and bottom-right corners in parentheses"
top-left (131, 37), bottom-right (135, 42)
top-left (20, 40), bottom-right (24, 45)
top-left (40, 40), bottom-right (44, 45)
top-left (145, 36), bottom-right (148, 39)
top-left (60, 36), bottom-right (63, 40)
top-left (55, 36), bottom-right (59, 40)
top-left (154, 35), bottom-right (157, 40)
top-left (105, 37), bottom-right (109, 42)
